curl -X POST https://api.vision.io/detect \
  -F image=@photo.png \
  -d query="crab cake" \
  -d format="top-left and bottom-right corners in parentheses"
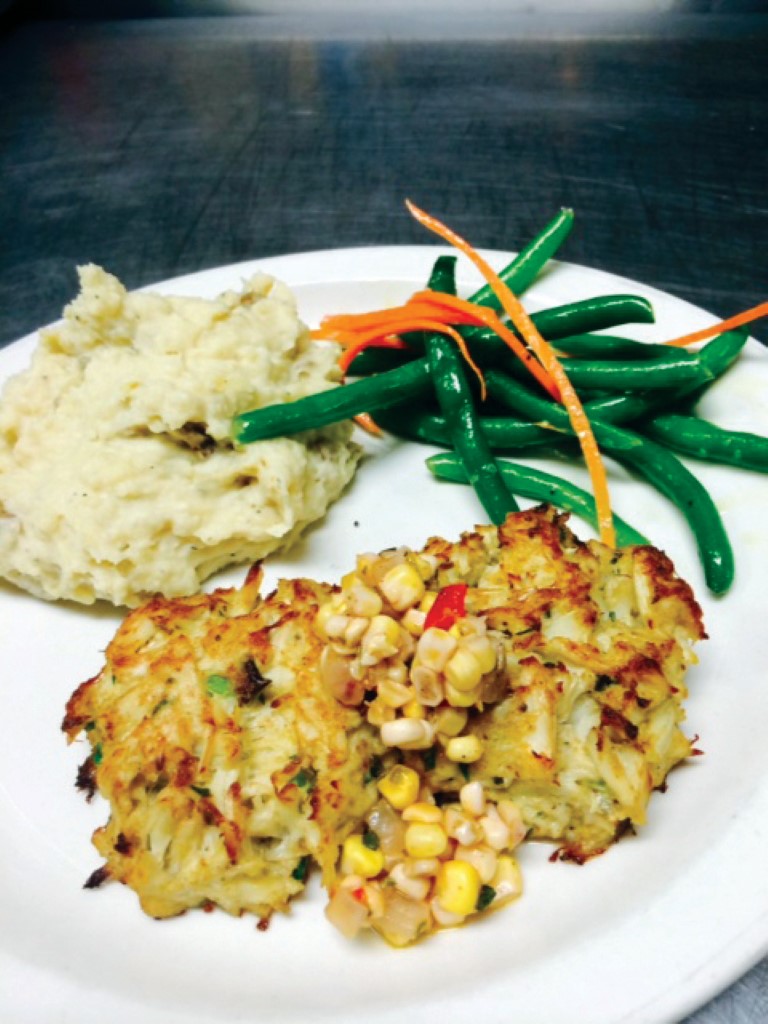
top-left (406, 508), bottom-right (705, 860)
top-left (63, 566), bottom-right (383, 923)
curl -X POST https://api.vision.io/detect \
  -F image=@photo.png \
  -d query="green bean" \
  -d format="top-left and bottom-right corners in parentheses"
top-left (375, 393), bottom-right (651, 450)
top-left (642, 414), bottom-right (768, 473)
top-left (426, 254), bottom-right (458, 295)
top-left (464, 293), bottom-right (655, 347)
top-left (554, 333), bottom-right (696, 360)
top-left (469, 207), bottom-right (575, 308)
top-left (347, 294), bottom-right (656, 376)
top-left (426, 451), bottom-right (649, 548)
top-left (374, 406), bottom-right (542, 449)
top-left (485, 370), bottom-right (735, 594)
top-left (232, 358), bottom-right (433, 443)
top-left (551, 330), bottom-right (749, 428)
top-left (426, 335), bottom-right (518, 524)
top-left (500, 348), bottom-right (711, 391)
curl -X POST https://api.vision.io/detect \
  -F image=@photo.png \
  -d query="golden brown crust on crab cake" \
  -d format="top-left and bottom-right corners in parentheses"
top-left (63, 565), bottom-right (383, 922)
top-left (414, 506), bottom-right (705, 861)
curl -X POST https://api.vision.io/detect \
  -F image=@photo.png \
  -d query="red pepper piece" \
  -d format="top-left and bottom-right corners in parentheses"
top-left (423, 583), bottom-right (468, 632)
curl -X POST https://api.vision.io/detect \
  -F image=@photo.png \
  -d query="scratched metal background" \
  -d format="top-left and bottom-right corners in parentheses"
top-left (0, 8), bottom-right (766, 1021)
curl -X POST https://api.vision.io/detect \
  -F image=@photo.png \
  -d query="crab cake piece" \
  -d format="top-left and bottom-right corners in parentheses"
top-left (63, 566), bottom-right (383, 923)
top-left (413, 508), bottom-right (705, 860)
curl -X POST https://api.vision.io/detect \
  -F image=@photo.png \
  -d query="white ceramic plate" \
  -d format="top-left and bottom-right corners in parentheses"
top-left (1, 247), bottom-right (767, 1024)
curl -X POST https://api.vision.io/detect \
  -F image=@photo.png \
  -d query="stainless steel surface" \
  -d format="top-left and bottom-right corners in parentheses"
top-left (1, 10), bottom-right (766, 1021)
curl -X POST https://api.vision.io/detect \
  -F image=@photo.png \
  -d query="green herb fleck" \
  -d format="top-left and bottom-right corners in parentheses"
top-left (459, 763), bottom-right (470, 781)
top-left (362, 830), bottom-right (380, 851)
top-left (191, 785), bottom-right (211, 797)
top-left (206, 674), bottom-right (233, 697)
top-left (364, 755), bottom-right (384, 784)
top-left (85, 721), bottom-right (96, 733)
top-left (151, 698), bottom-right (170, 716)
top-left (476, 885), bottom-right (496, 912)
top-left (92, 743), bottom-right (103, 765)
top-left (292, 768), bottom-right (316, 791)
top-left (292, 855), bottom-right (311, 882)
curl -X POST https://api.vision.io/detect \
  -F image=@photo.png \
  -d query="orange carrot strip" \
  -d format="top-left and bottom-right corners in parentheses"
top-left (406, 199), bottom-right (616, 547)
top-left (313, 301), bottom-right (464, 334)
top-left (323, 314), bottom-right (487, 396)
top-left (408, 290), bottom-right (561, 400)
top-left (354, 413), bottom-right (383, 436)
top-left (663, 302), bottom-right (768, 348)
top-left (338, 335), bottom-right (409, 373)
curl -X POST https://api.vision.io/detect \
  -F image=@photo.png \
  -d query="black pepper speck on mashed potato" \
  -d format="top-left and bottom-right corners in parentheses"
top-left (0, 265), bottom-right (361, 606)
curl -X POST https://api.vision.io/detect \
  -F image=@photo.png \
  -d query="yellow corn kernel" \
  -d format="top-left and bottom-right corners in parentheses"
top-left (390, 862), bottom-right (430, 902)
top-left (479, 806), bottom-right (511, 851)
top-left (377, 765), bottom-right (420, 810)
top-left (346, 583), bottom-right (383, 618)
top-left (342, 569), bottom-right (361, 587)
top-left (315, 600), bottom-right (339, 637)
top-left (443, 806), bottom-right (481, 846)
top-left (454, 843), bottom-right (498, 884)
top-left (419, 591), bottom-right (437, 614)
top-left (463, 634), bottom-right (498, 674)
top-left (497, 800), bottom-right (527, 848)
top-left (407, 857), bottom-right (441, 876)
top-left (343, 616), bottom-right (370, 646)
top-left (444, 647), bottom-right (484, 692)
top-left (445, 735), bottom-right (484, 763)
top-left (341, 835), bottom-right (385, 879)
top-left (404, 822), bottom-right (449, 858)
top-left (366, 698), bottom-right (396, 728)
top-left (401, 698), bottom-right (425, 719)
top-left (401, 607), bottom-right (427, 637)
top-left (379, 563), bottom-right (426, 612)
top-left (459, 780), bottom-right (486, 817)
top-left (413, 552), bottom-right (439, 580)
top-left (380, 717), bottom-right (435, 750)
top-left (360, 615), bottom-right (401, 666)
top-left (433, 706), bottom-right (468, 738)
top-left (401, 801), bottom-right (443, 823)
top-left (435, 860), bottom-right (481, 917)
top-left (410, 664), bottom-right (443, 707)
top-left (416, 628), bottom-right (458, 672)
top-left (491, 854), bottom-right (523, 903)
top-left (444, 682), bottom-right (480, 709)
top-left (377, 676), bottom-right (413, 709)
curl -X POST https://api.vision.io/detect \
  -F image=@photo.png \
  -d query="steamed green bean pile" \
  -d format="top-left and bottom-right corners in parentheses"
top-left (232, 209), bottom-right (766, 595)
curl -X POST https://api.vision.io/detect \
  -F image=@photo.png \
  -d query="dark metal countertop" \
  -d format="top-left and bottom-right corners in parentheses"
top-left (1, 10), bottom-right (766, 1022)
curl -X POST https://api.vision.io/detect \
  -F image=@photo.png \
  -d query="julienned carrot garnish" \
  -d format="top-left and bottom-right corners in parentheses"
top-left (353, 413), bottom-right (383, 436)
top-left (408, 290), bottom-right (560, 400)
top-left (663, 302), bottom-right (768, 348)
top-left (325, 316), bottom-right (487, 397)
top-left (315, 294), bottom-right (557, 399)
top-left (405, 199), bottom-right (617, 548)
top-left (338, 336), bottom-right (409, 374)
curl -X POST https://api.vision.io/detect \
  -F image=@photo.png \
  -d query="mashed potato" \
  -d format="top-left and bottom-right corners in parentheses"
top-left (0, 265), bottom-right (361, 606)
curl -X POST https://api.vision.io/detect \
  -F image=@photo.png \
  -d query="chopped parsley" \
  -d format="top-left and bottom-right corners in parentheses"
top-left (190, 785), bottom-right (211, 797)
top-left (206, 674), bottom-right (234, 697)
top-left (292, 767), bottom-right (316, 791)
top-left (422, 746), bottom-right (438, 772)
top-left (92, 743), bottom-right (103, 765)
top-left (362, 830), bottom-right (380, 851)
top-left (292, 855), bottom-right (311, 882)
top-left (476, 885), bottom-right (496, 912)
top-left (364, 755), bottom-right (384, 784)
